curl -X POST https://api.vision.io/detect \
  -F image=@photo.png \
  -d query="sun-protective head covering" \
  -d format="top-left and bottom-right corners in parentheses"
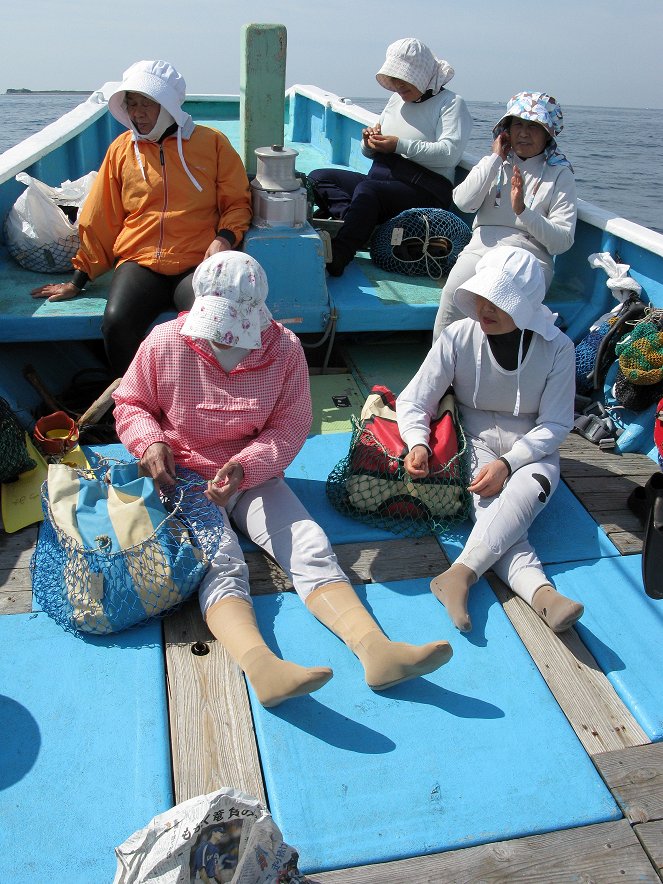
top-left (454, 246), bottom-right (558, 340)
top-left (376, 38), bottom-right (454, 95)
top-left (454, 247), bottom-right (560, 417)
top-left (492, 91), bottom-right (573, 170)
top-left (107, 60), bottom-right (202, 190)
top-left (181, 251), bottom-right (273, 350)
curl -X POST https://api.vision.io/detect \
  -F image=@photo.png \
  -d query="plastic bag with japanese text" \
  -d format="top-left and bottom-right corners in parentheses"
top-left (4, 170), bottom-right (96, 272)
top-left (113, 788), bottom-right (310, 884)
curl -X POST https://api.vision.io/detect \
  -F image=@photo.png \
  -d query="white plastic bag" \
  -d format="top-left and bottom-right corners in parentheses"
top-left (113, 788), bottom-right (310, 884)
top-left (3, 170), bottom-right (97, 273)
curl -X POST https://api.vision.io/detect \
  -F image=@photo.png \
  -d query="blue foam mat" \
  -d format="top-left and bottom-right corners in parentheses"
top-left (438, 480), bottom-right (620, 566)
top-left (0, 613), bottom-right (173, 881)
top-left (549, 555), bottom-right (663, 741)
top-left (249, 579), bottom-right (619, 873)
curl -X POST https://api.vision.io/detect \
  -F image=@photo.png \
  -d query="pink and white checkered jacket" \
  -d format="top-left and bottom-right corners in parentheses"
top-left (112, 315), bottom-right (312, 489)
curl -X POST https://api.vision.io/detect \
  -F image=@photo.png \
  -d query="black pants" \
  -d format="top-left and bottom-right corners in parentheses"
top-left (102, 261), bottom-right (195, 377)
top-left (308, 155), bottom-right (453, 268)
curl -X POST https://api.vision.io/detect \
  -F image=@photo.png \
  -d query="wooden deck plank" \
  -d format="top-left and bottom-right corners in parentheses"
top-left (163, 598), bottom-right (266, 806)
top-left (594, 742), bottom-right (663, 824)
top-left (307, 819), bottom-right (659, 883)
top-left (487, 574), bottom-right (649, 755)
top-left (635, 820), bottom-right (663, 874)
top-left (245, 536), bottom-right (448, 594)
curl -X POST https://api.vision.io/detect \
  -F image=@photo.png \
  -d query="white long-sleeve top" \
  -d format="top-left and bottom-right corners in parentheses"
top-left (452, 152), bottom-right (576, 266)
top-left (362, 89), bottom-right (473, 184)
top-left (396, 318), bottom-right (575, 472)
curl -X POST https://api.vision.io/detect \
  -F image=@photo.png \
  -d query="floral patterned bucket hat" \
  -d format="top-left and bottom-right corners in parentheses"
top-left (492, 91), bottom-right (571, 168)
top-left (181, 251), bottom-right (272, 350)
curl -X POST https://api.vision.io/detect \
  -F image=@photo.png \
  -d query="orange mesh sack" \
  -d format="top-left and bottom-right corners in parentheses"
top-left (326, 385), bottom-right (470, 537)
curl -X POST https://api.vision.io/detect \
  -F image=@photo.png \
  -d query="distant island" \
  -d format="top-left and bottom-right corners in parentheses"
top-left (5, 89), bottom-right (91, 95)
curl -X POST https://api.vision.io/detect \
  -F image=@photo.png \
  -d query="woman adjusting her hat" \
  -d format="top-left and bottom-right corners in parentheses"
top-left (398, 246), bottom-right (584, 635)
top-left (32, 60), bottom-right (252, 377)
top-left (308, 38), bottom-right (472, 277)
top-left (433, 91), bottom-right (576, 338)
top-left (113, 251), bottom-right (453, 708)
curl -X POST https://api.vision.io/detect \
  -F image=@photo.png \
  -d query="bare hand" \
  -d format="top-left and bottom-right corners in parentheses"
top-left (403, 445), bottom-right (430, 479)
top-left (492, 131), bottom-right (511, 161)
top-left (511, 164), bottom-right (525, 216)
top-left (362, 123), bottom-right (381, 146)
top-left (140, 442), bottom-right (177, 490)
top-left (204, 236), bottom-right (233, 260)
top-left (468, 459), bottom-right (509, 498)
top-left (367, 133), bottom-right (398, 154)
top-left (31, 282), bottom-right (80, 302)
top-left (205, 460), bottom-right (245, 508)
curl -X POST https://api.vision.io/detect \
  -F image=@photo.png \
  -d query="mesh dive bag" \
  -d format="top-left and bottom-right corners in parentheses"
top-left (369, 208), bottom-right (471, 279)
top-left (326, 385), bottom-right (471, 537)
top-left (0, 397), bottom-right (36, 483)
top-left (31, 460), bottom-right (226, 635)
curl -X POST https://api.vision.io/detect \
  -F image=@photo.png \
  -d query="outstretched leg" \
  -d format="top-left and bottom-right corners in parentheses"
top-left (206, 597), bottom-right (333, 707)
top-left (306, 581), bottom-right (452, 689)
top-left (429, 563), bottom-right (477, 632)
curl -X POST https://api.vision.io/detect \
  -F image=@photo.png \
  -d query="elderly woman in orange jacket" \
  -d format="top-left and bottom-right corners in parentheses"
top-left (32, 60), bottom-right (252, 377)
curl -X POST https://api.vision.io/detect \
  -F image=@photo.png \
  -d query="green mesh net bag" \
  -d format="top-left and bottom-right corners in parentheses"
top-left (326, 385), bottom-right (471, 537)
top-left (0, 397), bottom-right (36, 483)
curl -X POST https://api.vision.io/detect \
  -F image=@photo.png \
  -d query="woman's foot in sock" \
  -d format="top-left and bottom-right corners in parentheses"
top-left (241, 647), bottom-right (333, 708)
top-left (531, 584), bottom-right (584, 633)
top-left (356, 632), bottom-right (453, 690)
top-left (430, 564), bottom-right (476, 632)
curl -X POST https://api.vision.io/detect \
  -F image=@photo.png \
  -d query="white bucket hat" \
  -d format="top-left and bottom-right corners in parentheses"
top-left (376, 38), bottom-right (454, 95)
top-left (181, 252), bottom-right (273, 350)
top-left (454, 246), bottom-right (559, 341)
top-left (108, 60), bottom-right (193, 133)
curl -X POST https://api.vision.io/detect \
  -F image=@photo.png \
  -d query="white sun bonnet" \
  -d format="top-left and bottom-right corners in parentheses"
top-left (376, 38), bottom-right (454, 95)
top-left (454, 247), bottom-right (559, 341)
top-left (181, 252), bottom-right (273, 350)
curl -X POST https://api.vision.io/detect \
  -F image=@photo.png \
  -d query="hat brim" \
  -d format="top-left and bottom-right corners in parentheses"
top-left (108, 71), bottom-right (188, 129)
top-left (181, 298), bottom-right (263, 350)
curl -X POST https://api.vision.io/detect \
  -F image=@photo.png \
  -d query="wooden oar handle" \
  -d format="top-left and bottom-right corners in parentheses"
top-left (77, 378), bottom-right (123, 427)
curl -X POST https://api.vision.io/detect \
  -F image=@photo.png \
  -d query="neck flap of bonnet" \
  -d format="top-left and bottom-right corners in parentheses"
top-left (453, 246), bottom-right (559, 416)
top-left (108, 59), bottom-right (202, 191)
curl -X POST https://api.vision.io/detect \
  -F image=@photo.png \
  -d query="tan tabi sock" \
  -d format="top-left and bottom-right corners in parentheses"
top-left (306, 581), bottom-right (452, 690)
top-left (206, 596), bottom-right (333, 708)
top-left (531, 584), bottom-right (584, 633)
top-left (430, 563), bottom-right (476, 632)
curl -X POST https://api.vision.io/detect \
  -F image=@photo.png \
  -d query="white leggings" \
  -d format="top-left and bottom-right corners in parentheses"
top-left (198, 477), bottom-right (349, 616)
top-left (456, 441), bottom-right (560, 605)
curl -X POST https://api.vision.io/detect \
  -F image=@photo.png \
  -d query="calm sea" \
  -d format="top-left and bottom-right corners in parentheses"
top-left (1, 92), bottom-right (661, 234)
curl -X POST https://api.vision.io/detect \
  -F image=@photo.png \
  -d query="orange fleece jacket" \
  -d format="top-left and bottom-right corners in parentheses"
top-left (72, 125), bottom-right (252, 280)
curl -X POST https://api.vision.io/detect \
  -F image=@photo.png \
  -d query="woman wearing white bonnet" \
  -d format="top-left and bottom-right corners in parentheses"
top-left (33, 59), bottom-right (252, 377)
top-left (397, 246), bottom-right (584, 634)
top-left (114, 251), bottom-right (453, 708)
top-left (308, 38), bottom-right (472, 277)
top-left (433, 90), bottom-right (577, 338)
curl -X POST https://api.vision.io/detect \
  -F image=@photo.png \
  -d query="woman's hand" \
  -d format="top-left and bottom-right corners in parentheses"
top-left (206, 460), bottom-right (244, 508)
top-left (511, 164), bottom-right (525, 215)
top-left (140, 442), bottom-right (177, 490)
top-left (366, 133), bottom-right (398, 154)
top-left (362, 123), bottom-right (381, 147)
top-left (204, 235), bottom-right (233, 260)
top-left (492, 131), bottom-right (511, 161)
top-left (31, 282), bottom-right (80, 302)
top-left (403, 444), bottom-right (430, 479)
top-left (468, 459), bottom-right (509, 498)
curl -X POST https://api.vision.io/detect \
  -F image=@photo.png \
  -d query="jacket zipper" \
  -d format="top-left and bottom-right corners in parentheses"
top-left (156, 144), bottom-right (168, 261)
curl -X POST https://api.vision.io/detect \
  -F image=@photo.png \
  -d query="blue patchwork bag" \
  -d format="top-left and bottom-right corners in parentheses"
top-left (32, 460), bottom-right (225, 635)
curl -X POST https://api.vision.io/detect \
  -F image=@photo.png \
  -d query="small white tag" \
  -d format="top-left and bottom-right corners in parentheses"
top-left (390, 227), bottom-right (404, 246)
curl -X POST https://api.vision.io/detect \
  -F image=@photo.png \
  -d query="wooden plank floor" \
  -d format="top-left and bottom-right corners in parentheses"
top-left (2, 432), bottom-right (663, 881)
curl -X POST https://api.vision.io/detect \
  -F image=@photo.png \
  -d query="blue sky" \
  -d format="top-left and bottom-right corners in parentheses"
top-left (3, 0), bottom-right (662, 109)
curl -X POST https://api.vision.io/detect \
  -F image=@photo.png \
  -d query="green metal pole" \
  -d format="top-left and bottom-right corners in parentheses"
top-left (240, 23), bottom-right (287, 178)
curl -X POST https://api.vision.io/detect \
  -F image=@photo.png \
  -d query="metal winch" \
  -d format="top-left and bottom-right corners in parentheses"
top-left (250, 145), bottom-right (307, 228)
